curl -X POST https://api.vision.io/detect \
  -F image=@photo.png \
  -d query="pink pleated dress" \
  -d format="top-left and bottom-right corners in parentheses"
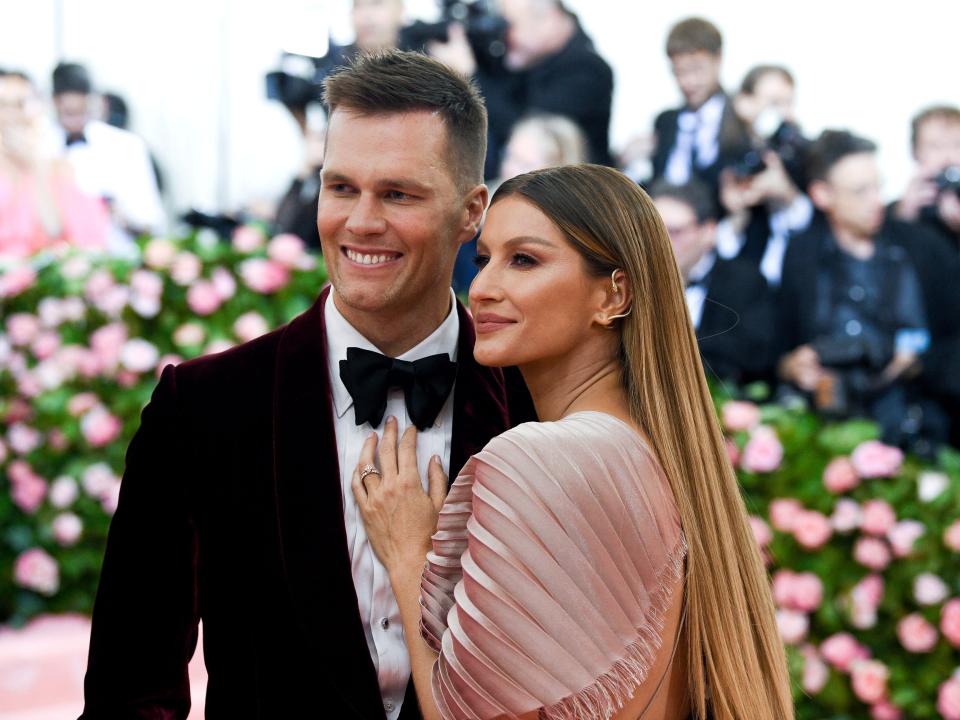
top-left (420, 411), bottom-right (688, 720)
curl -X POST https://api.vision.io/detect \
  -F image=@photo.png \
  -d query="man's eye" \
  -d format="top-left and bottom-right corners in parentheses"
top-left (385, 190), bottom-right (412, 201)
top-left (511, 253), bottom-right (537, 267)
top-left (329, 183), bottom-right (354, 194)
top-left (472, 254), bottom-right (490, 268)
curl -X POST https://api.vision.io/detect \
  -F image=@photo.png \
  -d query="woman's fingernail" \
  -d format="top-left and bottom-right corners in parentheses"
top-left (432, 454), bottom-right (441, 465)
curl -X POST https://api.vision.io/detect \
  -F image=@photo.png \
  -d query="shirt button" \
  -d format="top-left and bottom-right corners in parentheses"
top-left (379, 617), bottom-right (390, 630)
top-left (849, 285), bottom-right (866, 301)
top-left (385, 701), bottom-right (395, 713)
top-left (846, 319), bottom-right (862, 336)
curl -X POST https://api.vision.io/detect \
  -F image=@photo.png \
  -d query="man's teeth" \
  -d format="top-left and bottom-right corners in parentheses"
top-left (346, 249), bottom-right (398, 265)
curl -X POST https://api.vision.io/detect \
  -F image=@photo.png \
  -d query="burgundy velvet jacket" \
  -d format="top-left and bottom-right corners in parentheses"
top-left (80, 287), bottom-right (534, 719)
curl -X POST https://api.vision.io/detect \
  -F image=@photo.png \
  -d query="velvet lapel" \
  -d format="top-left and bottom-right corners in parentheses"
top-left (272, 286), bottom-right (384, 719)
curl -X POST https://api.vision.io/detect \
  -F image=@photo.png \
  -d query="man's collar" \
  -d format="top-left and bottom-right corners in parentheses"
top-left (325, 288), bottom-right (460, 419)
top-left (687, 249), bottom-right (717, 286)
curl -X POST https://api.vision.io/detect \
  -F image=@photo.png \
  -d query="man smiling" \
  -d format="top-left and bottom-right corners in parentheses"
top-left (81, 51), bottom-right (532, 720)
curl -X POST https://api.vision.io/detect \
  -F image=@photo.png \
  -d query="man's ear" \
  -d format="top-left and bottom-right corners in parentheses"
top-left (808, 179), bottom-right (831, 212)
top-left (460, 183), bottom-right (489, 244)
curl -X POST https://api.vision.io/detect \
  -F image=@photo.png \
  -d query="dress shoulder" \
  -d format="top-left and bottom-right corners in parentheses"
top-left (419, 412), bottom-right (687, 720)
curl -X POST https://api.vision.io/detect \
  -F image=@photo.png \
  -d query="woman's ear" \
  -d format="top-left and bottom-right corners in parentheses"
top-left (593, 269), bottom-right (633, 329)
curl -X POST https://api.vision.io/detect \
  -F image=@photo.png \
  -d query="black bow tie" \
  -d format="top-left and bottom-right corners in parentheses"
top-left (65, 131), bottom-right (87, 146)
top-left (339, 347), bottom-right (457, 431)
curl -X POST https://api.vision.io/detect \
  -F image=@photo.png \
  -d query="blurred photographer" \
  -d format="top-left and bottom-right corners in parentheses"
top-left (776, 130), bottom-right (960, 456)
top-left (892, 105), bottom-right (960, 253)
top-left (715, 65), bottom-right (813, 287)
top-left (424, 0), bottom-right (613, 178)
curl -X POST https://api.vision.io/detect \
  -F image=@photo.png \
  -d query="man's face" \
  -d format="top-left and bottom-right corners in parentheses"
top-left (670, 50), bottom-right (722, 110)
top-left (0, 77), bottom-right (38, 131)
top-left (318, 108), bottom-right (475, 321)
top-left (813, 153), bottom-right (885, 238)
top-left (53, 91), bottom-right (90, 134)
top-left (914, 117), bottom-right (960, 173)
top-left (352, 0), bottom-right (404, 53)
top-left (500, 0), bottom-right (552, 68)
top-left (654, 196), bottom-right (716, 277)
top-left (734, 71), bottom-right (796, 130)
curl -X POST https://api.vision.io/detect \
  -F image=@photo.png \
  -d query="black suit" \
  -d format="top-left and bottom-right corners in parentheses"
top-left (81, 287), bottom-right (535, 719)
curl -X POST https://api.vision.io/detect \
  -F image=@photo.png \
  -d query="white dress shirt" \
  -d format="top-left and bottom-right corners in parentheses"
top-left (324, 288), bottom-right (459, 720)
top-left (685, 250), bottom-right (717, 329)
top-left (664, 94), bottom-right (726, 185)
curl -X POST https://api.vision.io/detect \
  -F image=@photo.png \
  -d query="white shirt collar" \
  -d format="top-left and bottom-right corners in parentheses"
top-left (325, 288), bottom-right (461, 419)
top-left (687, 249), bottom-right (717, 285)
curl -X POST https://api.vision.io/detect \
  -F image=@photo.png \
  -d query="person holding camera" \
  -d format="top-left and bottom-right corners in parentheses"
top-left (892, 105), bottom-right (960, 253)
top-left (714, 65), bottom-right (814, 287)
top-left (776, 130), bottom-right (960, 457)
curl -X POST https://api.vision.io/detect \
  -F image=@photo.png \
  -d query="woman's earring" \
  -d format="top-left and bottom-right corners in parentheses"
top-left (605, 269), bottom-right (631, 328)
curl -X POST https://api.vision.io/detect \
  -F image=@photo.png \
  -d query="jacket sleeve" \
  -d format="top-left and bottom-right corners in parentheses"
top-left (80, 364), bottom-right (199, 719)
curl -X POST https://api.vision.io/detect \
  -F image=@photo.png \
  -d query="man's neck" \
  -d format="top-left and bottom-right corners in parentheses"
top-left (687, 88), bottom-right (722, 113)
top-left (332, 290), bottom-right (453, 357)
top-left (831, 222), bottom-right (876, 260)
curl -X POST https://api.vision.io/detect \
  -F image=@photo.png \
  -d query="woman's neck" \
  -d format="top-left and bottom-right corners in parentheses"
top-left (520, 349), bottom-right (630, 424)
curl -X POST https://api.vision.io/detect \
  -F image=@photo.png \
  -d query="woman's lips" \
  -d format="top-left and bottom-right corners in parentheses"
top-left (474, 313), bottom-right (516, 334)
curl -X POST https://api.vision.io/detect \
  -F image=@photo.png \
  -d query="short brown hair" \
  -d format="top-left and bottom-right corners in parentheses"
top-left (666, 17), bottom-right (722, 57)
top-left (739, 64), bottom-right (794, 95)
top-left (323, 50), bottom-right (488, 189)
top-left (911, 105), bottom-right (960, 152)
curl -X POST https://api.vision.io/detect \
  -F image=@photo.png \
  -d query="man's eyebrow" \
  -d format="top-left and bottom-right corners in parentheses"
top-left (320, 172), bottom-right (433, 195)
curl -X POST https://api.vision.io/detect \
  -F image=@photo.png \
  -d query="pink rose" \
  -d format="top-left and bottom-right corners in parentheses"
top-left (47, 428), bottom-right (68, 452)
top-left (170, 251), bottom-right (202, 286)
top-left (81, 406), bottom-right (123, 448)
top-left (83, 268), bottom-right (115, 301)
top-left (90, 322), bottom-right (128, 373)
top-left (851, 440), bottom-right (903, 478)
top-left (211, 266), bottom-right (237, 301)
top-left (232, 225), bottom-right (266, 253)
top-left (831, 498), bottom-right (863, 534)
top-left (37, 297), bottom-right (65, 326)
top-left (0, 264), bottom-right (37, 296)
top-left (68, 392), bottom-right (99, 417)
top-left (31, 330), bottom-right (61, 360)
top-left (6, 312), bottom-right (41, 346)
top-left (794, 510), bottom-right (832, 550)
top-left (8, 422), bottom-right (42, 454)
top-left (801, 646), bottom-right (829, 693)
top-left (772, 570), bottom-right (796, 607)
top-left (940, 599), bottom-right (960, 647)
top-left (143, 238), bottom-right (178, 269)
top-left (870, 700), bottom-right (902, 720)
top-left (10, 465), bottom-right (47, 514)
top-left (13, 548), bottom-right (59, 595)
top-left (823, 456), bottom-right (860, 494)
top-left (6, 397), bottom-right (32, 423)
top-left (59, 255), bottom-right (91, 280)
top-left (861, 499), bottom-right (897, 536)
top-left (721, 400), bottom-right (762, 432)
top-left (120, 338), bottom-right (159, 373)
top-left (239, 258), bottom-right (291, 294)
top-left (852, 574), bottom-right (885, 608)
top-left (914, 572), bottom-right (949, 606)
top-left (0, 438), bottom-right (7, 464)
top-left (59, 296), bottom-right (85, 322)
top-left (52, 512), bottom-right (83, 546)
top-left (888, 519), bottom-right (925, 557)
top-left (897, 613), bottom-right (938, 652)
top-left (94, 285), bottom-right (129, 317)
top-left (204, 339), bottom-right (235, 355)
top-left (267, 233), bottom-right (307, 267)
top-left (82, 463), bottom-right (117, 499)
top-left (173, 322), bottom-right (206, 347)
top-left (724, 437), bottom-right (740, 466)
top-left (187, 280), bottom-right (223, 316)
top-left (854, 537), bottom-right (892, 571)
top-left (769, 498), bottom-right (803, 532)
top-left (49, 476), bottom-right (78, 508)
top-left (100, 480), bottom-right (122, 515)
top-left (775, 609), bottom-right (808, 644)
top-left (850, 659), bottom-right (889, 704)
top-left (740, 425), bottom-right (784, 473)
top-left (792, 572), bottom-right (824, 612)
top-left (944, 520), bottom-right (960, 552)
top-left (749, 516), bottom-right (773, 548)
top-left (130, 268), bottom-right (164, 299)
top-left (939, 679), bottom-right (960, 720)
top-left (233, 311), bottom-right (270, 343)
top-left (820, 632), bottom-right (865, 672)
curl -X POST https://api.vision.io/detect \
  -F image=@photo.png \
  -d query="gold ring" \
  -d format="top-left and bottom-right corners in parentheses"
top-left (359, 464), bottom-right (381, 483)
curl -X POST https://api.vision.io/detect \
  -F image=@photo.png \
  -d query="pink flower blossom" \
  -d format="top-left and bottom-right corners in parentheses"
top-left (10, 464), bottom-right (47, 514)
top-left (120, 338), bottom-right (159, 373)
top-left (90, 322), bottom-right (128, 374)
top-left (870, 700), bottom-right (902, 720)
top-left (83, 268), bottom-right (115, 301)
top-left (914, 572), bottom-right (949, 606)
top-left (211, 266), bottom-right (237, 300)
top-left (52, 512), bottom-right (83, 546)
top-left (851, 439), bottom-right (903, 478)
top-left (0, 264), bottom-right (37, 297)
top-left (749, 516), bottom-right (772, 548)
top-left (854, 537), bottom-right (892, 571)
top-left (233, 311), bottom-right (270, 343)
top-left (143, 238), bottom-right (178, 269)
top-left (740, 425), bottom-right (783, 473)
top-left (918, 471), bottom-right (949, 502)
top-left (47, 428), bottom-right (68, 452)
top-left (861, 499), bottom-right (897, 536)
top-left (130, 269), bottom-right (163, 299)
top-left (794, 510), bottom-right (832, 550)
top-left (8, 422), bottom-right (42, 454)
top-left (204, 339), bottom-right (235, 355)
top-left (800, 646), bottom-right (829, 693)
top-left (776, 609), bottom-right (808, 644)
top-left (944, 521), bottom-right (960, 552)
top-left (80, 406), bottom-right (123, 448)
top-left (59, 255), bottom-right (91, 280)
top-left (232, 225), bottom-right (266, 253)
top-left (852, 574), bottom-right (885, 608)
top-left (831, 498), bottom-right (863, 534)
top-left (155, 354), bottom-right (183, 378)
top-left (850, 659), bottom-right (889, 704)
top-left (0, 438), bottom-right (7, 464)
top-left (173, 322), bottom-right (206, 347)
top-left (37, 297), bottom-right (65, 326)
top-left (67, 392), bottom-right (99, 417)
top-left (94, 285), bottom-right (130, 317)
top-left (49, 476), bottom-right (78, 508)
top-left (772, 570), bottom-right (823, 612)
top-left (14, 548), bottom-right (59, 595)
top-left (939, 678), bottom-right (960, 720)
top-left (769, 498), bottom-right (803, 532)
top-left (724, 437), bottom-right (740, 466)
top-left (6, 312), bottom-right (41, 346)
top-left (170, 251), bottom-right (202, 286)
top-left (721, 400), bottom-right (762, 432)
top-left (940, 599), bottom-right (960, 648)
top-left (897, 613), bottom-right (938, 653)
top-left (888, 519), bottom-right (925, 557)
top-left (239, 258), bottom-right (290, 294)
top-left (82, 463), bottom-right (117, 499)
top-left (823, 456), bottom-right (860, 494)
top-left (186, 279), bottom-right (223, 315)
top-left (820, 633), bottom-right (865, 672)
top-left (101, 481), bottom-right (122, 515)
top-left (31, 331), bottom-right (61, 360)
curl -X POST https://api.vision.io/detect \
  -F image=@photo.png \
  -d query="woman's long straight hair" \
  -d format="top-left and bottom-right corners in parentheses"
top-left (491, 164), bottom-right (794, 720)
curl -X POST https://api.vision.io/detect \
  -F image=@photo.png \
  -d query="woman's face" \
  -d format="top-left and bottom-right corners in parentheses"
top-left (469, 195), bottom-right (614, 368)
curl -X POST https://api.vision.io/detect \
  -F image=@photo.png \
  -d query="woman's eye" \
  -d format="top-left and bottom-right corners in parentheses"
top-left (472, 254), bottom-right (490, 268)
top-left (511, 253), bottom-right (537, 267)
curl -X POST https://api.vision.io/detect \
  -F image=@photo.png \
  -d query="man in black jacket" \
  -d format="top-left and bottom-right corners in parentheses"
top-left (776, 130), bottom-right (960, 456)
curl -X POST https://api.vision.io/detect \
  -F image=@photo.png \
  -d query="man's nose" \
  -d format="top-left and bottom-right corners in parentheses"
top-left (345, 193), bottom-right (387, 236)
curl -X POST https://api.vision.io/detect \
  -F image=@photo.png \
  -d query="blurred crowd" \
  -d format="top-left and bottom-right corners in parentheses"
top-left (1, 0), bottom-right (958, 456)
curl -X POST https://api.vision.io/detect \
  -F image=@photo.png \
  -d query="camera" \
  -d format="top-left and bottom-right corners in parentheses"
top-left (729, 110), bottom-right (811, 188)
top-left (265, 51), bottom-right (343, 110)
top-left (809, 334), bottom-right (893, 418)
top-left (399, 0), bottom-right (508, 72)
top-left (934, 165), bottom-right (960, 197)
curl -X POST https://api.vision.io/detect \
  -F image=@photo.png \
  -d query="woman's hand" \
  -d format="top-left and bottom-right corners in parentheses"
top-left (352, 416), bottom-right (448, 577)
